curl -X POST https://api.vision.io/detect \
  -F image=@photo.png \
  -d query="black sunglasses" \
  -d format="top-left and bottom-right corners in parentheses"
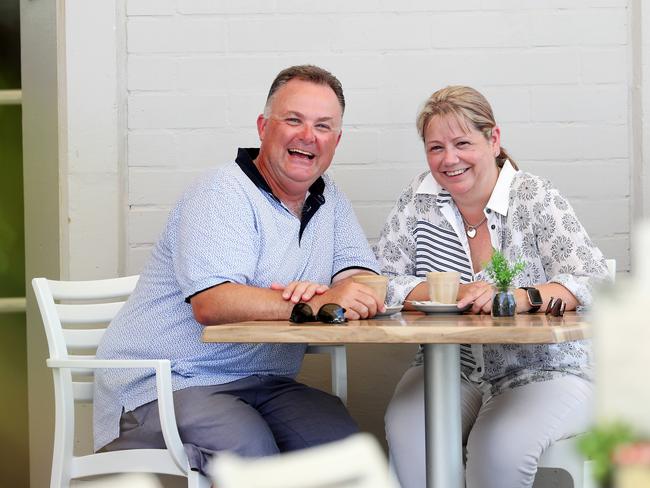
top-left (290, 303), bottom-right (347, 324)
top-left (545, 297), bottom-right (566, 317)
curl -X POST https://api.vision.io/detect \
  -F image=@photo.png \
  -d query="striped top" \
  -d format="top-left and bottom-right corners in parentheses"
top-left (374, 161), bottom-right (609, 395)
top-left (413, 195), bottom-right (477, 373)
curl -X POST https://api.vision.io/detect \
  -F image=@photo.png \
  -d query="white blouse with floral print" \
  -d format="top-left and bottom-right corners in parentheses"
top-left (373, 161), bottom-right (610, 396)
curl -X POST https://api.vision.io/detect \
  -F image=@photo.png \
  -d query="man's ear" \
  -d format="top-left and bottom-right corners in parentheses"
top-left (256, 114), bottom-right (267, 140)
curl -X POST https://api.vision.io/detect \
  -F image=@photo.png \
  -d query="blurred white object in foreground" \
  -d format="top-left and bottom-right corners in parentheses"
top-left (593, 221), bottom-right (650, 437)
top-left (209, 432), bottom-right (399, 488)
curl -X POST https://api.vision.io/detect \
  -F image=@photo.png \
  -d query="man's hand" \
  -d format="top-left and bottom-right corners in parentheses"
top-left (456, 281), bottom-right (495, 314)
top-left (309, 279), bottom-right (385, 320)
top-left (270, 281), bottom-right (329, 304)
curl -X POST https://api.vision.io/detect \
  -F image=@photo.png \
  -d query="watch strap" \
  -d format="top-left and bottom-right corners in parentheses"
top-left (519, 287), bottom-right (541, 313)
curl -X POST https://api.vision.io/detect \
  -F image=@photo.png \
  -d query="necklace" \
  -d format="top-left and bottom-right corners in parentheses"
top-left (461, 214), bottom-right (487, 239)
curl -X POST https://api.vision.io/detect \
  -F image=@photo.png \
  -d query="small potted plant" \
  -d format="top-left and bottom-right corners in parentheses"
top-left (485, 250), bottom-right (525, 317)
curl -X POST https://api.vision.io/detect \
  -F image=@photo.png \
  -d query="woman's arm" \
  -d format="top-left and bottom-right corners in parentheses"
top-left (513, 282), bottom-right (577, 313)
top-left (373, 175), bottom-right (429, 306)
top-left (519, 174), bottom-right (609, 310)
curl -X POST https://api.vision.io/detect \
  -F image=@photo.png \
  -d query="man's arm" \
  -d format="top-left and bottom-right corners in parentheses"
top-left (191, 283), bottom-right (294, 325)
top-left (192, 276), bottom-right (384, 325)
top-left (332, 268), bottom-right (376, 283)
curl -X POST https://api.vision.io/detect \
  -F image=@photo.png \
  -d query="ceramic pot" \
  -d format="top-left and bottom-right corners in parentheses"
top-left (492, 290), bottom-right (516, 317)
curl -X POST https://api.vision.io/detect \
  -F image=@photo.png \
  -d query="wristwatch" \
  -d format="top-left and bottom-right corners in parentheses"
top-left (520, 287), bottom-right (543, 313)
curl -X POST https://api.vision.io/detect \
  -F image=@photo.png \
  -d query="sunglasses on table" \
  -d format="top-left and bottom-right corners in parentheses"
top-left (545, 297), bottom-right (566, 317)
top-left (290, 303), bottom-right (347, 325)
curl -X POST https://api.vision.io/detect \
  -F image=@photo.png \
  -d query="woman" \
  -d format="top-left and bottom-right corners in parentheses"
top-left (374, 86), bottom-right (609, 488)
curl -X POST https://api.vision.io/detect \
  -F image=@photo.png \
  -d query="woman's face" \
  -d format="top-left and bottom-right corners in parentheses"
top-left (423, 114), bottom-right (500, 203)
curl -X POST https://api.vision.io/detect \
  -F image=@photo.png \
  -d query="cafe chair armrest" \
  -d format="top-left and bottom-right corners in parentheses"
top-left (46, 357), bottom-right (187, 474)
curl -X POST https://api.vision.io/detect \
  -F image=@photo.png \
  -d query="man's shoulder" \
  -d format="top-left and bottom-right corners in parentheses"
top-left (181, 161), bottom-right (252, 201)
top-left (323, 172), bottom-right (359, 201)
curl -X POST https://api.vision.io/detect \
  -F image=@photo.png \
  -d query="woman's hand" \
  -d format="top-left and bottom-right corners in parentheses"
top-left (270, 281), bottom-right (329, 304)
top-left (457, 281), bottom-right (496, 314)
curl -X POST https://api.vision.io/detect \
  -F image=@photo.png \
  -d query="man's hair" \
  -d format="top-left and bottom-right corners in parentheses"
top-left (263, 65), bottom-right (345, 117)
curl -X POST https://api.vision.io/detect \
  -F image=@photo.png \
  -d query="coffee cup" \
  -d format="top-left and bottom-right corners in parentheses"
top-left (350, 274), bottom-right (389, 304)
top-left (426, 271), bottom-right (460, 304)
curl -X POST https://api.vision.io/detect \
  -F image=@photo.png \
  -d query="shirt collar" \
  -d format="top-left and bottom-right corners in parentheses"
top-left (235, 147), bottom-right (326, 241)
top-left (235, 147), bottom-right (325, 200)
top-left (415, 159), bottom-right (518, 216)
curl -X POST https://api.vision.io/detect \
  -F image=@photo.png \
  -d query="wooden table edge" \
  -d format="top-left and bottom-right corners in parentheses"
top-left (202, 313), bottom-right (590, 345)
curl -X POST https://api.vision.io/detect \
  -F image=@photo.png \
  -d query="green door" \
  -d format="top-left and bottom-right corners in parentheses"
top-left (0, 1), bottom-right (29, 485)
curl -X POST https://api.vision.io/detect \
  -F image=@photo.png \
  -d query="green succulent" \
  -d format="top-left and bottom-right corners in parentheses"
top-left (484, 249), bottom-right (525, 292)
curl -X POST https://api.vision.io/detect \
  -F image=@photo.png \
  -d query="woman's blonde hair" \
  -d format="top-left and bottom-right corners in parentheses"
top-left (416, 86), bottom-right (517, 169)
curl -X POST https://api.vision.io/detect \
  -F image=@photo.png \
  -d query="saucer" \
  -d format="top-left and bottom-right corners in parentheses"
top-left (407, 301), bottom-right (471, 314)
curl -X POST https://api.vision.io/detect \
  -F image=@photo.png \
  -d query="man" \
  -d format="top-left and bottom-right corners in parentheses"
top-left (94, 65), bottom-right (383, 474)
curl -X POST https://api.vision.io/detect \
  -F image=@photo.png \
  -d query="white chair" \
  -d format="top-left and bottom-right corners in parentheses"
top-left (32, 275), bottom-right (348, 488)
top-left (32, 276), bottom-right (210, 488)
top-left (536, 437), bottom-right (595, 488)
top-left (304, 344), bottom-right (347, 404)
top-left (535, 258), bottom-right (616, 488)
top-left (209, 432), bottom-right (399, 488)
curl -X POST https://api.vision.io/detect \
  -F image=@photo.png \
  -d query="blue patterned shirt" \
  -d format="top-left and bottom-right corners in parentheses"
top-left (93, 148), bottom-right (379, 451)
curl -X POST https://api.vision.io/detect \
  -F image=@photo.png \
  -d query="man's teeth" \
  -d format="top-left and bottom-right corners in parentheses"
top-left (446, 168), bottom-right (467, 177)
top-left (288, 149), bottom-right (315, 159)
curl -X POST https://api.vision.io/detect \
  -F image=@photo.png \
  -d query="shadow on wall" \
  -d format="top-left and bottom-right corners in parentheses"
top-left (0, 1), bottom-right (29, 487)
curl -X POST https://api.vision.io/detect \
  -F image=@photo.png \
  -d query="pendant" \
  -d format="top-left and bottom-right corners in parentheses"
top-left (466, 227), bottom-right (477, 239)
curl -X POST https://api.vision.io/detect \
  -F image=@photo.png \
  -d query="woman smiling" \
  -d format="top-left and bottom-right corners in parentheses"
top-left (374, 86), bottom-right (610, 488)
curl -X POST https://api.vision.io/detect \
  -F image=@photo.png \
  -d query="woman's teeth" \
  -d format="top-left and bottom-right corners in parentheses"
top-left (446, 168), bottom-right (468, 177)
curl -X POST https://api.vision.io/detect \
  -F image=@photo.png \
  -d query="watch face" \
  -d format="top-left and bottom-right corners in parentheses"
top-left (527, 288), bottom-right (543, 306)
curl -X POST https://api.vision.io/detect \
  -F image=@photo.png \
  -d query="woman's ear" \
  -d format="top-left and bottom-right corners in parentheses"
top-left (491, 125), bottom-right (501, 156)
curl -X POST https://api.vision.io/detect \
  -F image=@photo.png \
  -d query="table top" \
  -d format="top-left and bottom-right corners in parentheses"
top-left (202, 311), bottom-right (589, 345)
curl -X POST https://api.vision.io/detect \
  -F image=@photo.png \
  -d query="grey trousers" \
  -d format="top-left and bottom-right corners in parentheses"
top-left (101, 375), bottom-right (358, 475)
top-left (385, 366), bottom-right (594, 488)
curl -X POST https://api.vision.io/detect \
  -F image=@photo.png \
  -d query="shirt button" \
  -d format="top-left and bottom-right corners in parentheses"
top-left (486, 209), bottom-right (491, 214)
top-left (477, 367), bottom-right (482, 372)
top-left (490, 224), bottom-right (496, 230)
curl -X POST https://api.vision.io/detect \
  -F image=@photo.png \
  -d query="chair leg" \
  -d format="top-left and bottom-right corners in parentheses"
top-left (188, 470), bottom-right (212, 488)
top-left (331, 345), bottom-right (348, 405)
top-left (51, 462), bottom-right (71, 488)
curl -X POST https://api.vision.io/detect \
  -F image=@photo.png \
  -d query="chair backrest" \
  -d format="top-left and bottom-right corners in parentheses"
top-left (209, 432), bottom-right (399, 488)
top-left (32, 276), bottom-right (139, 401)
top-left (33, 276), bottom-right (139, 359)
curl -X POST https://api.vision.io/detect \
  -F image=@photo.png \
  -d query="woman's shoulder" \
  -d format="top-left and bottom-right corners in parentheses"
top-left (407, 170), bottom-right (438, 196)
top-left (509, 169), bottom-right (580, 228)
top-left (398, 171), bottom-right (435, 205)
top-left (510, 170), bottom-right (561, 202)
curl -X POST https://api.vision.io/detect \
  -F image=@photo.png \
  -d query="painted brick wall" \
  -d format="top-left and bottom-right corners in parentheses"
top-left (124, 0), bottom-right (631, 274)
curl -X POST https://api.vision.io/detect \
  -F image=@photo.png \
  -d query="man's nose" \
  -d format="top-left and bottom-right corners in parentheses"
top-left (299, 124), bottom-right (316, 143)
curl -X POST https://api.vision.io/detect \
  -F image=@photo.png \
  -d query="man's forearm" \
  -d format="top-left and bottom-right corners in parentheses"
top-left (191, 282), bottom-right (294, 325)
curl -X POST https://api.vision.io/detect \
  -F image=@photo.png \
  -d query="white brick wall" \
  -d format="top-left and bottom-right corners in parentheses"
top-left (124, 1), bottom-right (633, 273)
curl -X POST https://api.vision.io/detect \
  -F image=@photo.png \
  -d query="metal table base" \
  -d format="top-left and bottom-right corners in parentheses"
top-left (424, 343), bottom-right (463, 488)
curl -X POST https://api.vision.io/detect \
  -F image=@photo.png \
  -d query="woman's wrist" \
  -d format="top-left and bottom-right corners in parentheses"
top-left (515, 288), bottom-right (531, 313)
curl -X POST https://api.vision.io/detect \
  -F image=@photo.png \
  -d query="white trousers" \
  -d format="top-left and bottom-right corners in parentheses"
top-left (385, 366), bottom-right (594, 488)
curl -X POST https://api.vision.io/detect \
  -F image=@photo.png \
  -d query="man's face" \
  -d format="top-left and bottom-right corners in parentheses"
top-left (256, 79), bottom-right (343, 197)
